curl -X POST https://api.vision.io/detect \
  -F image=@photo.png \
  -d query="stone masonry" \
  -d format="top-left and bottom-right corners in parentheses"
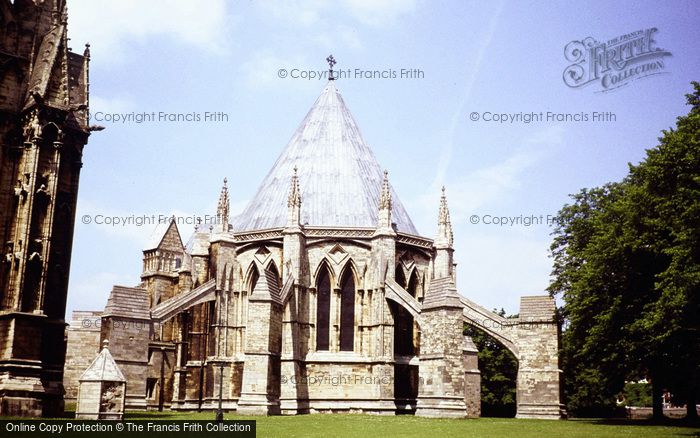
top-left (64, 74), bottom-right (563, 418)
top-left (64, 311), bottom-right (101, 404)
top-left (0, 0), bottom-right (92, 417)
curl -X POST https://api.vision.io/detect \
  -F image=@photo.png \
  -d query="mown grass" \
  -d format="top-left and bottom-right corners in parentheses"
top-left (5, 407), bottom-right (697, 437)
top-left (122, 410), bottom-right (700, 438)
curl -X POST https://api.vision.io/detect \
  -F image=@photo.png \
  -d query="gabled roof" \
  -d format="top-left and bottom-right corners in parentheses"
top-left (233, 82), bottom-right (418, 234)
top-left (144, 220), bottom-right (184, 252)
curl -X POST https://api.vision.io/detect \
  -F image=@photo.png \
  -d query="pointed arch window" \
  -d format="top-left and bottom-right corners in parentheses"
top-left (247, 264), bottom-right (260, 293)
top-left (407, 270), bottom-right (419, 298)
top-left (339, 268), bottom-right (355, 351)
top-left (316, 266), bottom-right (331, 351)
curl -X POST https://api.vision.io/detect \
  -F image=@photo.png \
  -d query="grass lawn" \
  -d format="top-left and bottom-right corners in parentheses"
top-left (119, 410), bottom-right (700, 437)
top-left (7, 407), bottom-right (698, 437)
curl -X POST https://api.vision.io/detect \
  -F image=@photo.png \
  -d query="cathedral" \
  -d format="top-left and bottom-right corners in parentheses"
top-left (65, 71), bottom-right (564, 418)
top-left (0, 0), bottom-right (561, 420)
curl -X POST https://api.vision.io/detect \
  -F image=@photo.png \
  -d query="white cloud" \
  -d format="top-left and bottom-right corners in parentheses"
top-left (343, 0), bottom-right (417, 26)
top-left (68, 0), bottom-right (231, 60)
top-left (411, 124), bottom-right (565, 227)
top-left (257, 0), bottom-right (330, 27)
top-left (406, 123), bottom-right (564, 313)
top-left (409, 140), bottom-right (542, 230)
top-left (433, 1), bottom-right (505, 186)
top-left (257, 0), bottom-right (416, 30)
top-left (454, 232), bottom-right (552, 314)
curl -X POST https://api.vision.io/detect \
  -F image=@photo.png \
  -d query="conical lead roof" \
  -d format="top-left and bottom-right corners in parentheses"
top-left (234, 82), bottom-right (418, 234)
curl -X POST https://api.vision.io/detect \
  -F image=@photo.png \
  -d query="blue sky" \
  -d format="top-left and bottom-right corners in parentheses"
top-left (65, 0), bottom-right (700, 317)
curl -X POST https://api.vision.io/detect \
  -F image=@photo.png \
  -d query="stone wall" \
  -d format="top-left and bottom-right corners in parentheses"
top-left (285, 360), bottom-right (395, 413)
top-left (463, 336), bottom-right (481, 417)
top-left (75, 382), bottom-right (101, 419)
top-left (64, 311), bottom-right (102, 403)
top-left (101, 315), bottom-right (151, 410)
top-left (514, 296), bottom-right (564, 419)
top-left (416, 306), bottom-right (467, 418)
top-left (146, 343), bottom-right (176, 410)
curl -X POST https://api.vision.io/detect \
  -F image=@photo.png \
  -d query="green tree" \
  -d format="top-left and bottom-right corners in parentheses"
top-left (621, 382), bottom-right (652, 408)
top-left (464, 309), bottom-right (518, 417)
top-left (548, 83), bottom-right (700, 420)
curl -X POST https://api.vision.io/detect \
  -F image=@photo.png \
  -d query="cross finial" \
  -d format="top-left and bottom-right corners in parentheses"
top-left (326, 54), bottom-right (336, 81)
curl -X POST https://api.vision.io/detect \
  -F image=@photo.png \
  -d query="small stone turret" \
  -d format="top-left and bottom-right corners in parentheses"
top-left (433, 187), bottom-right (454, 279)
top-left (76, 340), bottom-right (127, 420)
top-left (216, 178), bottom-right (230, 233)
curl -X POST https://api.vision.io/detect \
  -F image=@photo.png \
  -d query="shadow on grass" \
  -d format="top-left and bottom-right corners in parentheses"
top-left (123, 411), bottom-right (226, 420)
top-left (579, 417), bottom-right (700, 429)
top-left (124, 412), bottom-right (191, 419)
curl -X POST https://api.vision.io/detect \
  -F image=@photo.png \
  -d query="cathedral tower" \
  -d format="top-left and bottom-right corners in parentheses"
top-left (0, 0), bottom-right (92, 416)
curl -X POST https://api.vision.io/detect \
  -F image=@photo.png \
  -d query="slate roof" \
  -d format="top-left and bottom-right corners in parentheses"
top-left (102, 286), bottom-right (150, 319)
top-left (150, 279), bottom-right (216, 322)
top-left (143, 222), bottom-right (170, 251)
top-left (143, 220), bottom-right (184, 252)
top-left (233, 82), bottom-right (418, 234)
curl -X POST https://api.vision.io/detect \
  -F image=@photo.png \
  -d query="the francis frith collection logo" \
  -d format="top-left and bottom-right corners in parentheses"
top-left (563, 28), bottom-right (672, 92)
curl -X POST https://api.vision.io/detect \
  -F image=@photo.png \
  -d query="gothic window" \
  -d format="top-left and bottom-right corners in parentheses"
top-left (247, 264), bottom-right (260, 292)
top-left (315, 266), bottom-right (331, 351)
top-left (339, 268), bottom-right (355, 351)
top-left (407, 270), bottom-right (419, 298)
